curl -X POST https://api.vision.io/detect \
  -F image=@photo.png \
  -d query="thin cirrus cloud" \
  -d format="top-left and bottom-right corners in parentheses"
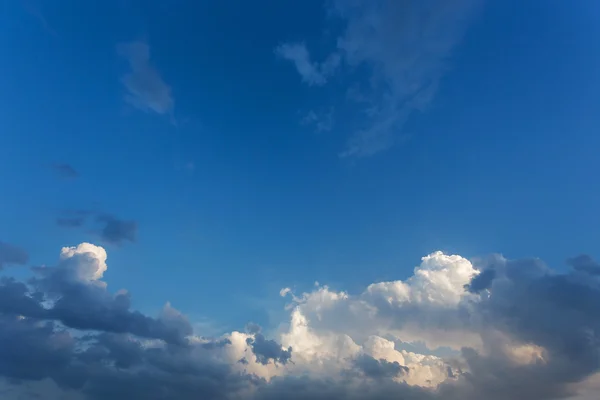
top-left (117, 41), bottom-right (174, 116)
top-left (1, 244), bottom-right (600, 399)
top-left (277, 0), bottom-right (481, 158)
top-left (51, 163), bottom-right (79, 179)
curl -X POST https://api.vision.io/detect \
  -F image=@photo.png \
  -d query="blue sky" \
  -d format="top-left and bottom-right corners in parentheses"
top-left (1, 0), bottom-right (600, 344)
top-left (4, 1), bottom-right (600, 399)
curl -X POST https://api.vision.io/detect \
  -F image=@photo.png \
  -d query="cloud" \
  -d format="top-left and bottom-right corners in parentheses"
top-left (95, 214), bottom-right (138, 245)
top-left (352, 354), bottom-right (409, 379)
top-left (51, 163), bottom-right (79, 179)
top-left (275, 43), bottom-right (340, 86)
top-left (21, 0), bottom-right (58, 37)
top-left (117, 41), bottom-right (174, 115)
top-left (56, 211), bottom-right (137, 246)
top-left (567, 254), bottom-right (600, 276)
top-left (1, 243), bottom-right (600, 399)
top-left (0, 241), bottom-right (28, 268)
top-left (277, 0), bottom-right (481, 158)
top-left (246, 333), bottom-right (292, 366)
top-left (301, 109), bottom-right (335, 133)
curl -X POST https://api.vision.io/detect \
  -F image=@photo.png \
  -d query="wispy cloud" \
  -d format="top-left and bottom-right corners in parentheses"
top-left (300, 108), bottom-right (335, 133)
top-left (275, 43), bottom-right (340, 86)
top-left (51, 163), bottom-right (79, 179)
top-left (277, 0), bottom-right (481, 158)
top-left (117, 41), bottom-right (174, 116)
top-left (21, 0), bottom-right (58, 37)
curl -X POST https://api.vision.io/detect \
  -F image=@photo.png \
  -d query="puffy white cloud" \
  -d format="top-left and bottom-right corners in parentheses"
top-left (59, 242), bottom-right (108, 281)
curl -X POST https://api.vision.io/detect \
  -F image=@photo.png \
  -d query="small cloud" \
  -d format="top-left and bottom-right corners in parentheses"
top-left (279, 287), bottom-right (291, 297)
top-left (56, 210), bottom-right (137, 246)
top-left (22, 0), bottom-right (58, 37)
top-left (96, 214), bottom-right (138, 245)
top-left (185, 161), bottom-right (195, 172)
top-left (51, 163), bottom-right (78, 179)
top-left (275, 43), bottom-right (339, 86)
top-left (300, 108), bottom-right (334, 133)
top-left (0, 241), bottom-right (29, 269)
top-left (117, 41), bottom-right (174, 116)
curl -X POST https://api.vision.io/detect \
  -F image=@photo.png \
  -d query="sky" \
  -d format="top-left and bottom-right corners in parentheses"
top-left (0, 0), bottom-right (600, 399)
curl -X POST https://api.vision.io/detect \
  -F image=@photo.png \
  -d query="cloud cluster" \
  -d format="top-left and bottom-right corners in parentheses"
top-left (277, 0), bottom-right (481, 157)
top-left (1, 242), bottom-right (600, 399)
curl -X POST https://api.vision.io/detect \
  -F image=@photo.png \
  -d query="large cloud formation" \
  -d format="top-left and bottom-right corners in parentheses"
top-left (0, 243), bottom-right (599, 399)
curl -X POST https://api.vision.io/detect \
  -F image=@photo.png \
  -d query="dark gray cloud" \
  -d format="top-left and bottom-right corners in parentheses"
top-left (117, 41), bottom-right (174, 116)
top-left (0, 241), bottom-right (28, 268)
top-left (95, 214), bottom-right (138, 245)
top-left (0, 251), bottom-right (188, 345)
top-left (246, 334), bottom-right (292, 366)
top-left (352, 354), bottom-right (409, 379)
top-left (567, 254), bottom-right (600, 276)
top-left (51, 163), bottom-right (79, 179)
top-left (465, 268), bottom-right (495, 293)
top-left (56, 211), bottom-right (138, 246)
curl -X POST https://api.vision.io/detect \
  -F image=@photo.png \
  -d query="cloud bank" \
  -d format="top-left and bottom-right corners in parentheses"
top-left (1, 243), bottom-right (599, 399)
top-left (277, 0), bottom-right (481, 157)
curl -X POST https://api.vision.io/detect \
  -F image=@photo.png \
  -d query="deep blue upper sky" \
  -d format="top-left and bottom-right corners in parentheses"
top-left (1, 0), bottom-right (599, 332)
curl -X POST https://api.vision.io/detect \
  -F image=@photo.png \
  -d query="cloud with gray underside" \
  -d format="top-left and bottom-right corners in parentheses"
top-left (1, 242), bottom-right (600, 399)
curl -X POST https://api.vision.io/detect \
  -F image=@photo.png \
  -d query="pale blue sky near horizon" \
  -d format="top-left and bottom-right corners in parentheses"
top-left (1, 0), bottom-right (599, 333)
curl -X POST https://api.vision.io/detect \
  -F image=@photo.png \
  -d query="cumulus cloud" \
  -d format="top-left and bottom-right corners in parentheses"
top-left (277, 0), bottom-right (481, 157)
top-left (0, 241), bottom-right (28, 268)
top-left (1, 243), bottom-right (600, 399)
top-left (117, 41), bottom-right (174, 115)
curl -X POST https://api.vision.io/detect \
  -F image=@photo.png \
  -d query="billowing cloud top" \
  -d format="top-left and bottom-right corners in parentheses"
top-left (0, 243), bottom-right (599, 399)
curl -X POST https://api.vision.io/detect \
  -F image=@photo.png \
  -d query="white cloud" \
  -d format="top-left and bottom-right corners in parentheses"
top-left (117, 41), bottom-right (174, 115)
top-left (59, 242), bottom-right (108, 281)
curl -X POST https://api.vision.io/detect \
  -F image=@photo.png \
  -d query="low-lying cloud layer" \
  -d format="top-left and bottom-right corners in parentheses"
top-left (1, 243), bottom-right (599, 399)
